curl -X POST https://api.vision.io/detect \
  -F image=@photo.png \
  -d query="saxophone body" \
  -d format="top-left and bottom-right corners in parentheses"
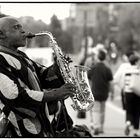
top-left (29, 31), bottom-right (95, 111)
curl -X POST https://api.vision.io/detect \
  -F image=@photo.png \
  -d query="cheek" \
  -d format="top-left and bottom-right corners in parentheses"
top-left (7, 32), bottom-right (26, 46)
top-left (12, 36), bottom-right (26, 46)
top-left (15, 34), bottom-right (25, 42)
top-left (8, 33), bottom-right (19, 41)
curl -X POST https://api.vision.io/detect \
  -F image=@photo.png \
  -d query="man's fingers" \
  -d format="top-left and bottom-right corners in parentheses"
top-left (64, 91), bottom-right (74, 99)
top-left (63, 95), bottom-right (70, 100)
top-left (63, 83), bottom-right (76, 90)
top-left (58, 83), bottom-right (76, 100)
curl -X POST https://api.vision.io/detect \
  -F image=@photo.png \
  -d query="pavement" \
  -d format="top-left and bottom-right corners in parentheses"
top-left (25, 50), bottom-right (139, 137)
top-left (64, 54), bottom-right (128, 137)
top-left (64, 55), bottom-right (140, 138)
top-left (65, 97), bottom-right (127, 137)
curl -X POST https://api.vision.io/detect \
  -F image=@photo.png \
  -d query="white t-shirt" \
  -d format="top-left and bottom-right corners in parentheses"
top-left (114, 62), bottom-right (131, 89)
top-left (124, 65), bottom-right (140, 93)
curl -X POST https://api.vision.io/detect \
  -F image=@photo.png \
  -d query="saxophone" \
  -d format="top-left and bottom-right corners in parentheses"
top-left (27, 31), bottom-right (95, 111)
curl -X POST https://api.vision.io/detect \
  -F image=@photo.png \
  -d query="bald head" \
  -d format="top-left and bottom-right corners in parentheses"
top-left (0, 16), bottom-right (26, 50)
top-left (0, 16), bottom-right (18, 31)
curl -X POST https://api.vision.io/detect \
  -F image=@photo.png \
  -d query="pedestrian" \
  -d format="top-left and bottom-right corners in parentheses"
top-left (114, 51), bottom-right (134, 110)
top-left (88, 49), bottom-right (114, 135)
top-left (0, 16), bottom-right (75, 137)
top-left (123, 53), bottom-right (140, 137)
top-left (85, 52), bottom-right (98, 130)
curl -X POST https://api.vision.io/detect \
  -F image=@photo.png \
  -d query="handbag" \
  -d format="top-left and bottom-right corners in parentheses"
top-left (54, 125), bottom-right (92, 138)
top-left (51, 101), bottom-right (92, 137)
top-left (51, 101), bottom-right (73, 134)
top-left (47, 101), bottom-right (59, 115)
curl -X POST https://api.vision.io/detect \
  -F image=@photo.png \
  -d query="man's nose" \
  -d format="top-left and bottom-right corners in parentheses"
top-left (20, 28), bottom-right (25, 34)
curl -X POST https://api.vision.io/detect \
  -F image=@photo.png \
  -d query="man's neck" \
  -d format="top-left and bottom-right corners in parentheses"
top-left (0, 45), bottom-right (16, 51)
top-left (0, 44), bottom-right (18, 52)
top-left (0, 40), bottom-right (18, 51)
top-left (0, 45), bottom-right (20, 57)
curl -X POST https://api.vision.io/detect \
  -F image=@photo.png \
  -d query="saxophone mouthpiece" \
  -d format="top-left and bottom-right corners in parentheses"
top-left (26, 32), bottom-right (36, 38)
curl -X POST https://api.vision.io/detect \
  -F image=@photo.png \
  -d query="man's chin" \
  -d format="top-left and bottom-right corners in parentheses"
top-left (17, 44), bottom-right (26, 49)
top-left (19, 42), bottom-right (26, 47)
top-left (18, 46), bottom-right (27, 51)
top-left (18, 45), bottom-right (26, 48)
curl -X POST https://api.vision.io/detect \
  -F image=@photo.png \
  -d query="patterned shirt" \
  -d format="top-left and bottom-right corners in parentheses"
top-left (0, 46), bottom-right (63, 137)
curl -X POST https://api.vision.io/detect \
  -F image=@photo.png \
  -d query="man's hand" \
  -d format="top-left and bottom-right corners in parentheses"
top-left (56, 83), bottom-right (75, 100)
top-left (43, 83), bottom-right (76, 102)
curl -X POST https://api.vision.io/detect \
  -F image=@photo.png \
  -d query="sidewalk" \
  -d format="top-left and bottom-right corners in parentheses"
top-left (65, 98), bottom-right (126, 137)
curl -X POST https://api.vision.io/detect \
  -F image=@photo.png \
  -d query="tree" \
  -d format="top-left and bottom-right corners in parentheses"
top-left (50, 14), bottom-right (62, 30)
top-left (96, 4), bottom-right (110, 43)
top-left (19, 16), bottom-right (49, 48)
top-left (49, 15), bottom-right (73, 53)
top-left (0, 13), bottom-right (7, 18)
top-left (49, 15), bottom-right (62, 41)
top-left (116, 3), bottom-right (140, 53)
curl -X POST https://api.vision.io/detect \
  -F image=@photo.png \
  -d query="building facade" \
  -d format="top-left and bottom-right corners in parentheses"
top-left (68, 3), bottom-right (118, 54)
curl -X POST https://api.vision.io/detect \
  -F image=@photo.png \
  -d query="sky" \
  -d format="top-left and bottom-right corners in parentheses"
top-left (0, 3), bottom-right (71, 24)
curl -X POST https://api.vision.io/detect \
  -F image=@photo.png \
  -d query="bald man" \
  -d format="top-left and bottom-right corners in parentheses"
top-left (0, 16), bottom-right (75, 137)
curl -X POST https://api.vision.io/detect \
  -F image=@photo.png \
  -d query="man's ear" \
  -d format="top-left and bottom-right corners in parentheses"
top-left (0, 30), bottom-right (6, 39)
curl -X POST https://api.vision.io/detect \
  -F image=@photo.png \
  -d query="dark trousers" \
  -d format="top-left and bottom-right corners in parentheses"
top-left (121, 90), bottom-right (126, 110)
top-left (125, 92), bottom-right (140, 129)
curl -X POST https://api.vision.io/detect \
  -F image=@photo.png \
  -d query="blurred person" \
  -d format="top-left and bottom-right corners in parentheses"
top-left (95, 40), bottom-right (107, 56)
top-left (77, 50), bottom-right (98, 120)
top-left (84, 50), bottom-right (98, 120)
top-left (84, 52), bottom-right (98, 130)
top-left (84, 43), bottom-right (107, 69)
top-left (84, 51), bottom-right (99, 68)
top-left (114, 51), bottom-right (134, 110)
top-left (108, 42), bottom-right (118, 64)
top-left (123, 53), bottom-right (140, 137)
top-left (88, 49), bottom-right (114, 135)
top-left (77, 51), bottom-right (97, 120)
top-left (0, 16), bottom-right (76, 137)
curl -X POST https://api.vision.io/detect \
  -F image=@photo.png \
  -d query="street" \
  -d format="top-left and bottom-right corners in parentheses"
top-left (65, 97), bottom-right (126, 137)
top-left (25, 50), bottom-right (139, 138)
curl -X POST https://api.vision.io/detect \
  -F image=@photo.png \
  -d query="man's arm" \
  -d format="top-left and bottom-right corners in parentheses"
top-left (0, 71), bottom-right (74, 115)
top-left (0, 71), bottom-right (44, 116)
